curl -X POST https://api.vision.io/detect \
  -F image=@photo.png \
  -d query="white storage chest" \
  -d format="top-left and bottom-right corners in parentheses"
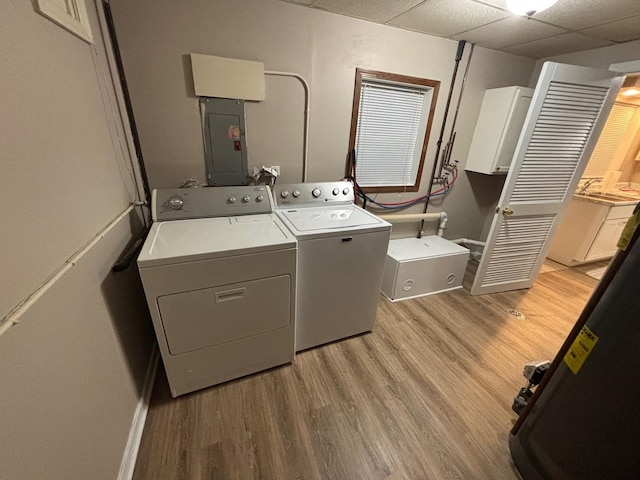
top-left (381, 236), bottom-right (469, 301)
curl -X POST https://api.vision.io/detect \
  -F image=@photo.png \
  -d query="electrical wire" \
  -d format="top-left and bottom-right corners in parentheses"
top-left (357, 187), bottom-right (448, 210)
top-left (371, 172), bottom-right (456, 206)
top-left (180, 178), bottom-right (205, 188)
top-left (354, 166), bottom-right (459, 210)
top-left (348, 148), bottom-right (459, 211)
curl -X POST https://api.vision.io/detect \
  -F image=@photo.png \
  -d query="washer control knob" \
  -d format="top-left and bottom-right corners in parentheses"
top-left (242, 195), bottom-right (251, 203)
top-left (332, 188), bottom-right (339, 196)
top-left (292, 189), bottom-right (301, 198)
top-left (256, 194), bottom-right (264, 202)
top-left (312, 188), bottom-right (321, 198)
top-left (168, 196), bottom-right (183, 210)
top-left (228, 196), bottom-right (236, 204)
top-left (343, 187), bottom-right (350, 195)
top-left (281, 190), bottom-right (289, 198)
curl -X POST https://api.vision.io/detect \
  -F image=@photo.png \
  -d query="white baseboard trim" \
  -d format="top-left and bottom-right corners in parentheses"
top-left (118, 343), bottom-right (159, 480)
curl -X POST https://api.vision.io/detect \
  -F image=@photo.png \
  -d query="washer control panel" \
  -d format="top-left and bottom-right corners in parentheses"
top-left (273, 181), bottom-right (355, 207)
top-left (153, 186), bottom-right (273, 221)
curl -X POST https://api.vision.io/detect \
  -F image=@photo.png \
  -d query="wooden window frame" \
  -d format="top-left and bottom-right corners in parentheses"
top-left (347, 68), bottom-right (440, 193)
top-left (33, 0), bottom-right (94, 44)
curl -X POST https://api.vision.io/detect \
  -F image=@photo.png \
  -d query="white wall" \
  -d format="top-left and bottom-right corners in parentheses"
top-left (110, 0), bottom-right (536, 240)
top-left (0, 1), bottom-right (154, 478)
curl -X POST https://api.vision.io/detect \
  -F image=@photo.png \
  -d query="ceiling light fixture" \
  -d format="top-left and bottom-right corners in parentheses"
top-left (620, 75), bottom-right (640, 97)
top-left (506, 0), bottom-right (559, 18)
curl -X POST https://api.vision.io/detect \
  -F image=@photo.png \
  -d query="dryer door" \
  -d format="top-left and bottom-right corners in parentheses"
top-left (157, 275), bottom-right (291, 355)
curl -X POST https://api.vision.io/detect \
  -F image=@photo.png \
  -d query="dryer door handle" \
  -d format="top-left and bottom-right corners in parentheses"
top-left (215, 287), bottom-right (246, 303)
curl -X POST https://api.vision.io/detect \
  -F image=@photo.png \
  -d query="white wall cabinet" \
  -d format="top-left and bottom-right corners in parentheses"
top-left (465, 86), bottom-right (533, 175)
top-left (547, 198), bottom-right (635, 266)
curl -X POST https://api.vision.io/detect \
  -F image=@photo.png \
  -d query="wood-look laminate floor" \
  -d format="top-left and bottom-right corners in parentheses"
top-left (133, 263), bottom-right (597, 480)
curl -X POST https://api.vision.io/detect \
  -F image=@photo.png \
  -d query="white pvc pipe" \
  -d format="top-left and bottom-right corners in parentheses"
top-left (451, 238), bottom-right (486, 248)
top-left (0, 204), bottom-right (137, 338)
top-left (377, 213), bottom-right (442, 222)
top-left (0, 318), bottom-right (14, 337)
top-left (264, 71), bottom-right (310, 182)
top-left (436, 212), bottom-right (448, 237)
top-left (378, 211), bottom-right (448, 236)
top-left (469, 251), bottom-right (483, 261)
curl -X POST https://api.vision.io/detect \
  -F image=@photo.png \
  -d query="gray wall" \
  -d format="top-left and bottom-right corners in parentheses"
top-left (530, 39), bottom-right (640, 86)
top-left (110, 0), bottom-right (536, 241)
top-left (0, 1), bottom-right (154, 478)
top-left (538, 41), bottom-right (640, 186)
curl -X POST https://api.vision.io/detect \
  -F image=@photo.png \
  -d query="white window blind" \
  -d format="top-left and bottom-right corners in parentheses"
top-left (583, 103), bottom-right (636, 177)
top-left (355, 81), bottom-right (431, 187)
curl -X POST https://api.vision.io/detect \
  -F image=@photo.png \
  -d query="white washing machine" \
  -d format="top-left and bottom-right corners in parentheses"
top-left (137, 186), bottom-right (296, 397)
top-left (273, 181), bottom-right (391, 351)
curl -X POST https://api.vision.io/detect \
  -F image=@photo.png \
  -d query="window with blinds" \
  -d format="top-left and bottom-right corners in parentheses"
top-left (583, 102), bottom-right (637, 177)
top-left (348, 69), bottom-right (440, 193)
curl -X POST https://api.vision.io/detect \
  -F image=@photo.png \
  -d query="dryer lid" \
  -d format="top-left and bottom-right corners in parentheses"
top-left (138, 215), bottom-right (295, 267)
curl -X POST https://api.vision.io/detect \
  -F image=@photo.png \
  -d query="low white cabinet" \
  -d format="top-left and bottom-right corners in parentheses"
top-left (547, 198), bottom-right (635, 266)
top-left (381, 236), bottom-right (469, 301)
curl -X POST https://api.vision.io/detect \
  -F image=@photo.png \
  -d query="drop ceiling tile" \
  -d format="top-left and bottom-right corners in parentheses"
top-left (389, 0), bottom-right (510, 37)
top-left (533, 0), bottom-right (640, 30)
top-left (473, 0), bottom-right (508, 9)
top-left (502, 32), bottom-right (613, 59)
top-left (311, 0), bottom-right (424, 23)
top-left (580, 14), bottom-right (640, 43)
top-left (450, 16), bottom-right (567, 49)
top-left (280, 0), bottom-right (313, 5)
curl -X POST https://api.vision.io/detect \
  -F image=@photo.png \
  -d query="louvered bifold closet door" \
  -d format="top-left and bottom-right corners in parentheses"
top-left (481, 215), bottom-right (556, 287)
top-left (483, 83), bottom-right (606, 286)
top-left (471, 63), bottom-right (624, 296)
top-left (510, 82), bottom-right (608, 203)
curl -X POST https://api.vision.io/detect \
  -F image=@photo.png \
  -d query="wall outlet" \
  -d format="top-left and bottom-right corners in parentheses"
top-left (271, 165), bottom-right (281, 176)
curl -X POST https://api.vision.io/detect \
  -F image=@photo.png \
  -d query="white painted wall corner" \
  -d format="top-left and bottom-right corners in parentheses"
top-left (118, 344), bottom-right (159, 480)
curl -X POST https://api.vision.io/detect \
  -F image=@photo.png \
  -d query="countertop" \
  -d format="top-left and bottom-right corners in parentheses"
top-left (573, 191), bottom-right (640, 206)
top-left (573, 182), bottom-right (640, 207)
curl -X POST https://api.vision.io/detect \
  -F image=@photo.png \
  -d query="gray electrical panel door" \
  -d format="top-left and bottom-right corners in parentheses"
top-left (202, 98), bottom-right (248, 186)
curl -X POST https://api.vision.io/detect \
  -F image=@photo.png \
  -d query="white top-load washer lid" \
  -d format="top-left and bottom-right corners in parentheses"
top-left (138, 214), bottom-right (295, 267)
top-left (280, 206), bottom-right (381, 231)
top-left (387, 236), bottom-right (469, 261)
top-left (273, 181), bottom-right (391, 238)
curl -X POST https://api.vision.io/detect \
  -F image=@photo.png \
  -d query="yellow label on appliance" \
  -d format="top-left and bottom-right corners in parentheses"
top-left (564, 325), bottom-right (599, 375)
top-left (617, 206), bottom-right (640, 251)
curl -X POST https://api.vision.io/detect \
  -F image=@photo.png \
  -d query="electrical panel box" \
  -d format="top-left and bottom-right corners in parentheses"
top-left (465, 86), bottom-right (533, 175)
top-left (202, 98), bottom-right (248, 186)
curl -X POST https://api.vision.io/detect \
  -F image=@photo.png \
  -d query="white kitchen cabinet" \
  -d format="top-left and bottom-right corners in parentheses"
top-left (465, 86), bottom-right (533, 175)
top-left (547, 198), bottom-right (635, 266)
top-left (585, 217), bottom-right (628, 261)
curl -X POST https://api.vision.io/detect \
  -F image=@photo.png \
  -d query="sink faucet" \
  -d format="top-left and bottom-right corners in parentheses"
top-left (577, 178), bottom-right (602, 194)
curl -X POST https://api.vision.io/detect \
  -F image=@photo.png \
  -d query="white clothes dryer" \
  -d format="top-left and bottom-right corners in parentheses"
top-left (273, 181), bottom-right (391, 351)
top-left (138, 186), bottom-right (296, 397)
